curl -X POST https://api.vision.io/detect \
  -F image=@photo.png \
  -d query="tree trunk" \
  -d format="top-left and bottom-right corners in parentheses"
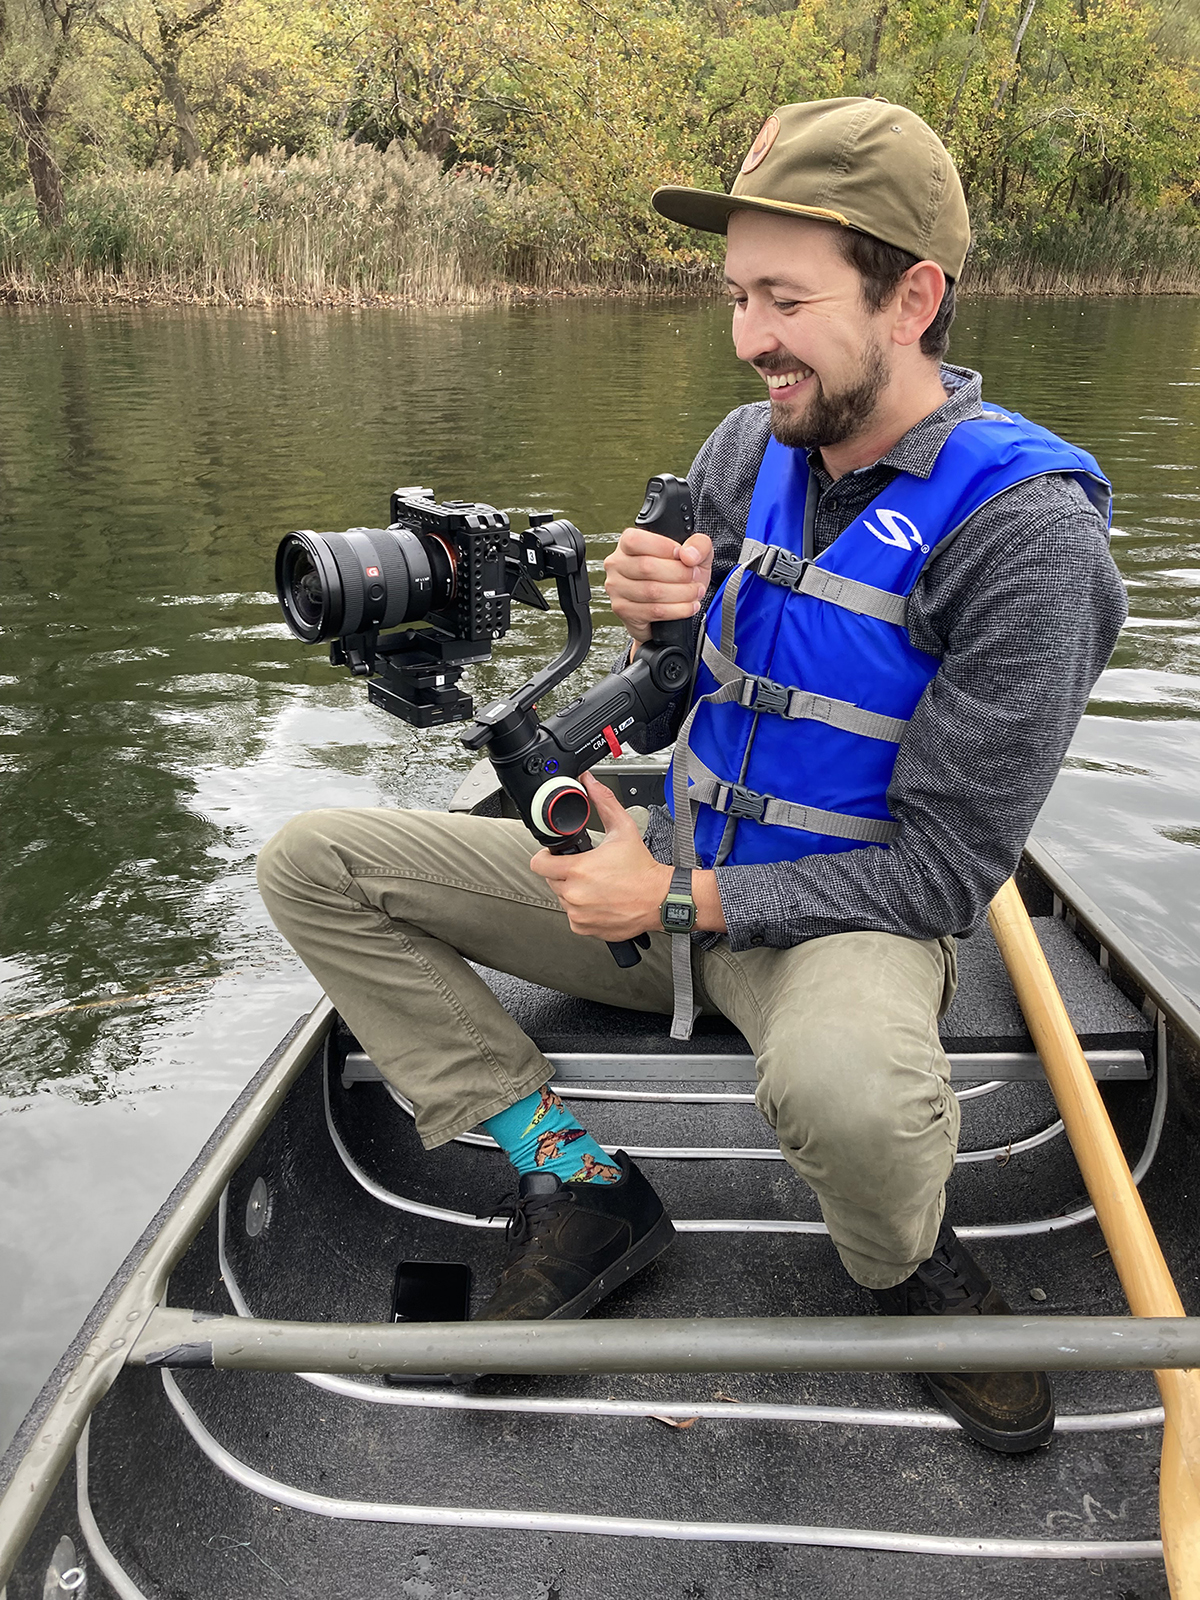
top-left (5, 84), bottom-right (65, 226)
top-left (162, 67), bottom-right (203, 167)
top-left (866, 0), bottom-right (888, 76)
top-left (943, 0), bottom-right (989, 140)
top-left (991, 0), bottom-right (1038, 115)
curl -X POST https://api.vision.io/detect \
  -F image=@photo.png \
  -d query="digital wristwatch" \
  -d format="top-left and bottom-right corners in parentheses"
top-left (659, 866), bottom-right (697, 934)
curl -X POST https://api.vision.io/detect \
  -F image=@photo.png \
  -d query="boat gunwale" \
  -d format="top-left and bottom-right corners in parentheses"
top-left (0, 999), bottom-right (335, 1587)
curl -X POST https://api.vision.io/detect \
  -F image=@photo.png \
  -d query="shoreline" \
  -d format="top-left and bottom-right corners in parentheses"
top-left (6, 146), bottom-right (1199, 307)
top-left (5, 275), bottom-right (1200, 308)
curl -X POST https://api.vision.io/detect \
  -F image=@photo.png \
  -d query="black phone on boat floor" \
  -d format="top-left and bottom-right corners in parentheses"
top-left (384, 1260), bottom-right (473, 1387)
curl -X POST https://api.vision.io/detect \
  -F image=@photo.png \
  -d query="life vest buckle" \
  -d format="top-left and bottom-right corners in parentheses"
top-left (761, 547), bottom-right (806, 591)
top-left (741, 675), bottom-right (789, 716)
top-left (718, 783), bottom-right (767, 821)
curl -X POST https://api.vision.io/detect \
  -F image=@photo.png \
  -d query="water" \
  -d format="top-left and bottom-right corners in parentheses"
top-left (1, 297), bottom-right (1198, 1450)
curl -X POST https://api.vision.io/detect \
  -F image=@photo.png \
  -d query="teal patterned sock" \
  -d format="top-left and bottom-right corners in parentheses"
top-left (482, 1086), bottom-right (621, 1185)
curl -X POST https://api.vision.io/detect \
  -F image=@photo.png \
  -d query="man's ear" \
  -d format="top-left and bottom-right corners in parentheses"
top-left (890, 261), bottom-right (945, 350)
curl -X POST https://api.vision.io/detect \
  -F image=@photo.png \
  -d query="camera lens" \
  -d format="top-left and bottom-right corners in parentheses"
top-left (276, 536), bottom-right (336, 642)
top-left (275, 525), bottom-right (456, 644)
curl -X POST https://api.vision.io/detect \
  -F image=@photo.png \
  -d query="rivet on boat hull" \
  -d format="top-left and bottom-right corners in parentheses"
top-left (42, 1534), bottom-right (85, 1596)
top-left (245, 1176), bottom-right (272, 1238)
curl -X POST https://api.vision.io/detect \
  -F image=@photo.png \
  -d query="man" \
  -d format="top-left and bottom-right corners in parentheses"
top-left (257, 97), bottom-right (1126, 1454)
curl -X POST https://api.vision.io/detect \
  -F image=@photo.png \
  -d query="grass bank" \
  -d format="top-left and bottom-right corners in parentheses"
top-left (965, 208), bottom-right (1200, 294)
top-left (3, 143), bottom-right (1199, 304)
top-left (0, 145), bottom-right (707, 305)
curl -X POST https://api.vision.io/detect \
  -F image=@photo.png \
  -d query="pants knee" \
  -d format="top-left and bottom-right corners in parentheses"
top-left (256, 809), bottom-right (348, 910)
top-left (758, 1017), bottom-right (956, 1196)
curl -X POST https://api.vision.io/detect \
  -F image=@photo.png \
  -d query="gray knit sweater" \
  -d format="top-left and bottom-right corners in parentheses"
top-left (633, 365), bottom-right (1128, 951)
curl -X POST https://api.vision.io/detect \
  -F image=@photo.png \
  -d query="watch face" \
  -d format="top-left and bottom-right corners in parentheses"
top-left (662, 901), bottom-right (695, 930)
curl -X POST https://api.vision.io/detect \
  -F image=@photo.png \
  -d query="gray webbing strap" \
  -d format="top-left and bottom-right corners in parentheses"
top-left (745, 541), bottom-right (909, 628)
top-left (794, 565), bottom-right (907, 626)
top-left (685, 753), bottom-right (900, 845)
top-left (667, 678), bottom-right (743, 1042)
top-left (670, 925), bottom-right (695, 1043)
top-left (699, 635), bottom-right (908, 744)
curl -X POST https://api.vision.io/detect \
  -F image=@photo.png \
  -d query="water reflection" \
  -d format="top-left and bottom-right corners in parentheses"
top-left (0, 295), bottom-right (1198, 1446)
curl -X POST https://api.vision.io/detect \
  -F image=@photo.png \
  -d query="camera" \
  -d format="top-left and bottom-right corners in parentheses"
top-left (275, 488), bottom-right (571, 728)
top-left (275, 473), bottom-right (695, 969)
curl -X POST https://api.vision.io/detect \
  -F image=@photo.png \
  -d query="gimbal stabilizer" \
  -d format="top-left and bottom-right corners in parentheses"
top-left (461, 475), bottom-right (696, 968)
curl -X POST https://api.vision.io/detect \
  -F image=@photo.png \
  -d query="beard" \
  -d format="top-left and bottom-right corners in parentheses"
top-left (767, 339), bottom-right (889, 451)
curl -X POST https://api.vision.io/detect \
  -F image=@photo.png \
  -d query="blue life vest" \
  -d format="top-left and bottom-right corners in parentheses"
top-left (666, 405), bottom-right (1111, 872)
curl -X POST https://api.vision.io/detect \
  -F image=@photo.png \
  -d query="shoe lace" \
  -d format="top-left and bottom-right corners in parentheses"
top-left (908, 1243), bottom-right (986, 1315)
top-left (483, 1184), bottom-right (572, 1250)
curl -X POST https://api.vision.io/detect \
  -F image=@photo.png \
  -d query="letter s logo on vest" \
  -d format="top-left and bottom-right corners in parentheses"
top-left (864, 508), bottom-right (930, 554)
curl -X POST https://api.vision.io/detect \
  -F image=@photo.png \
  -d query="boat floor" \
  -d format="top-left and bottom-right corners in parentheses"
top-left (36, 1010), bottom-right (1192, 1600)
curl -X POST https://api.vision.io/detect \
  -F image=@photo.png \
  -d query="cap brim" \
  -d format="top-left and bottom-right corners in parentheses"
top-left (652, 186), bottom-right (852, 235)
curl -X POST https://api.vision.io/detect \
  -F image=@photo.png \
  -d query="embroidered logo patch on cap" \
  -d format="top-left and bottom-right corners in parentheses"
top-left (740, 115), bottom-right (780, 175)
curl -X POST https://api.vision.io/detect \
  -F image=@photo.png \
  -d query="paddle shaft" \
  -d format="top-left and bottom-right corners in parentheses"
top-left (988, 876), bottom-right (1200, 1595)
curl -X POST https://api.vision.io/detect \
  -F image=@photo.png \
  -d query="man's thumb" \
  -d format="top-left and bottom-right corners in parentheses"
top-left (582, 770), bottom-right (631, 834)
top-left (680, 531), bottom-right (713, 568)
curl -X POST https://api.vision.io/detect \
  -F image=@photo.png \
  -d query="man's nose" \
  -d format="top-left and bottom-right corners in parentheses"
top-left (732, 302), bottom-right (781, 365)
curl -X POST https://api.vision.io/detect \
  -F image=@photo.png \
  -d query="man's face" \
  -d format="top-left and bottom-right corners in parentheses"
top-left (724, 210), bottom-right (892, 452)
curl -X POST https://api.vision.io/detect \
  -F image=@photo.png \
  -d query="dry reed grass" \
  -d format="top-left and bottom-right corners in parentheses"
top-left (965, 209), bottom-right (1200, 295)
top-left (2, 143), bottom-right (1199, 304)
top-left (0, 144), bottom-right (707, 305)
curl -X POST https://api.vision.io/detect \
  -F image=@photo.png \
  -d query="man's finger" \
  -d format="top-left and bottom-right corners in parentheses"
top-left (581, 770), bottom-right (633, 834)
top-left (529, 848), bottom-right (570, 882)
top-left (614, 526), bottom-right (692, 560)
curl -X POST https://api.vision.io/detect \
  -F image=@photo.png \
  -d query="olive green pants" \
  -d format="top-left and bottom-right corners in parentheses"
top-left (257, 806), bottom-right (960, 1289)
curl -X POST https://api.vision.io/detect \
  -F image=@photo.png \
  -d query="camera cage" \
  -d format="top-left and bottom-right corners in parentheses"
top-left (319, 490), bottom-right (586, 729)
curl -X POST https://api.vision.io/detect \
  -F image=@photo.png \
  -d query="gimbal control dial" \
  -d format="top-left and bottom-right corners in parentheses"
top-left (530, 776), bottom-right (591, 839)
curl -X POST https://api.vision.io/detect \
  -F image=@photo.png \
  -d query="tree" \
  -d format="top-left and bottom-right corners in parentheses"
top-left (97, 0), bottom-right (222, 165)
top-left (97, 0), bottom-right (343, 166)
top-left (692, 2), bottom-right (843, 189)
top-left (0, 0), bottom-right (95, 222)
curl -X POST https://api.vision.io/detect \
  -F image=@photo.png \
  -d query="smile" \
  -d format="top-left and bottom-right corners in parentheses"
top-left (763, 365), bottom-right (813, 391)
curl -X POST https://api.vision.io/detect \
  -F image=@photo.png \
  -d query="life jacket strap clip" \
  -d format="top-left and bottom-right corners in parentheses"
top-left (716, 783), bottom-right (767, 821)
top-left (739, 675), bottom-right (790, 716)
top-left (760, 547), bottom-right (807, 591)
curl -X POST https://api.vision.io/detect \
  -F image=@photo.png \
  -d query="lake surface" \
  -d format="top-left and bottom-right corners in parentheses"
top-left (2, 296), bottom-right (1199, 1450)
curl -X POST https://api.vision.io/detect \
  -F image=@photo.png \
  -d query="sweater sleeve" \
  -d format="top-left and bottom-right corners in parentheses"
top-left (707, 474), bottom-right (1128, 949)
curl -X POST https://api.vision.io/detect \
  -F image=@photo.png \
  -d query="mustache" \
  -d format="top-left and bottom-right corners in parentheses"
top-left (754, 354), bottom-right (808, 375)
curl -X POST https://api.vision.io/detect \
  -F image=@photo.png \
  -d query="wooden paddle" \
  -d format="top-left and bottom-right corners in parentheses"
top-left (989, 876), bottom-right (1200, 1595)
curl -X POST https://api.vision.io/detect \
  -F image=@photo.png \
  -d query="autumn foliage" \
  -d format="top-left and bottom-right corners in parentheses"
top-left (2, 0), bottom-right (1199, 296)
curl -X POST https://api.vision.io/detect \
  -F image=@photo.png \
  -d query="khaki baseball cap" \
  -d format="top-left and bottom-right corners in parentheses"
top-left (653, 97), bottom-right (970, 280)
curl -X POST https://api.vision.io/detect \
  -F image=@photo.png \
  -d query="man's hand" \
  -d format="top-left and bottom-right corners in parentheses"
top-left (530, 772), bottom-right (728, 939)
top-left (530, 773), bottom-right (672, 940)
top-left (603, 526), bottom-right (714, 644)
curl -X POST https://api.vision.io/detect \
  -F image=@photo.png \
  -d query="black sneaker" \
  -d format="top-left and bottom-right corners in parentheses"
top-left (477, 1151), bottom-right (675, 1321)
top-left (871, 1220), bottom-right (1055, 1453)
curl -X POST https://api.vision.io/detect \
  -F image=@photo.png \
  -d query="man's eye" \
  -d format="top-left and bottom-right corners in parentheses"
top-left (726, 297), bottom-right (747, 309)
top-left (773, 300), bottom-right (798, 312)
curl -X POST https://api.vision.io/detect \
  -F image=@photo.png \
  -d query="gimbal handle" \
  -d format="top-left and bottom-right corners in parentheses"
top-left (635, 473), bottom-right (697, 629)
top-left (461, 477), bottom-right (698, 969)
